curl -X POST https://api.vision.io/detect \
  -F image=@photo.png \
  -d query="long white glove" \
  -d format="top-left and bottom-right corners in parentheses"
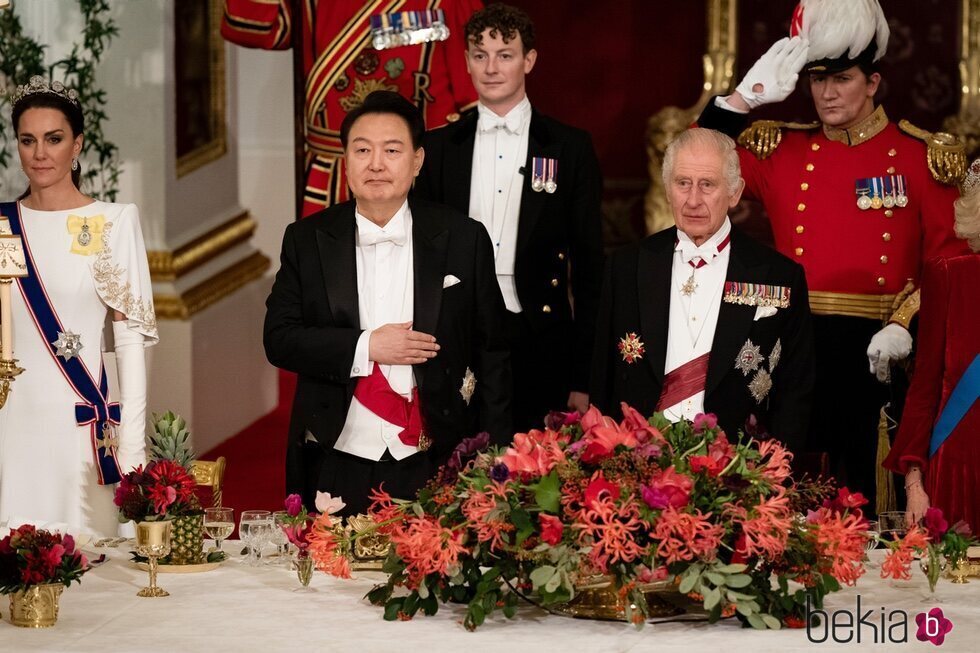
top-left (866, 323), bottom-right (913, 382)
top-left (734, 36), bottom-right (810, 109)
top-left (112, 320), bottom-right (148, 474)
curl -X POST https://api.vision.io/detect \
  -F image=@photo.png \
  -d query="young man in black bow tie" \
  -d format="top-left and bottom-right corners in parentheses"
top-left (414, 3), bottom-right (604, 432)
top-left (265, 91), bottom-right (511, 516)
top-left (591, 129), bottom-right (814, 451)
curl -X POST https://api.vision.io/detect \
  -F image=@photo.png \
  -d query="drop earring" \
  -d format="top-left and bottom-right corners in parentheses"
top-left (72, 157), bottom-right (79, 171)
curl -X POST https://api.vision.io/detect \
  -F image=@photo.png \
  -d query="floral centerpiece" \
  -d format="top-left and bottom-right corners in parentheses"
top-left (114, 411), bottom-right (211, 564)
top-left (308, 405), bottom-right (871, 630)
top-left (0, 525), bottom-right (90, 627)
top-left (279, 492), bottom-right (346, 586)
top-left (880, 507), bottom-right (976, 591)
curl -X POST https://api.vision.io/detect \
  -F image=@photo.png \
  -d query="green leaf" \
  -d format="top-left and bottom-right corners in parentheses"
top-left (747, 614), bottom-right (766, 630)
top-left (715, 563), bottom-right (748, 574)
top-left (420, 593), bottom-right (439, 616)
top-left (417, 580), bottom-right (430, 599)
top-left (529, 565), bottom-right (557, 589)
top-left (761, 614), bottom-right (782, 630)
top-left (531, 471), bottom-right (561, 513)
top-left (703, 587), bottom-right (721, 610)
top-left (544, 571), bottom-right (562, 594)
top-left (366, 584), bottom-right (392, 605)
top-left (678, 570), bottom-right (700, 595)
top-left (383, 598), bottom-right (405, 621)
top-left (704, 572), bottom-right (725, 586)
top-left (725, 574), bottom-right (752, 588)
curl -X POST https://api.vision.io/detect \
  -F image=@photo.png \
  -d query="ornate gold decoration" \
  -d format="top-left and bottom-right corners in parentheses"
top-left (176, 0), bottom-right (227, 177)
top-left (345, 514), bottom-right (390, 571)
top-left (93, 221), bottom-right (158, 335)
top-left (808, 290), bottom-right (898, 321)
top-left (0, 357), bottom-right (25, 410)
top-left (153, 251), bottom-right (270, 320)
top-left (338, 78), bottom-right (398, 113)
top-left (8, 583), bottom-right (64, 628)
top-left (147, 212), bottom-right (256, 281)
top-left (888, 281), bottom-right (920, 330)
top-left (190, 456), bottom-right (227, 508)
top-left (550, 575), bottom-right (684, 621)
top-left (898, 120), bottom-right (968, 186)
top-left (645, 0), bottom-right (738, 234)
top-left (942, 0), bottom-right (980, 159)
top-left (823, 106), bottom-right (888, 147)
top-left (135, 520), bottom-right (173, 598)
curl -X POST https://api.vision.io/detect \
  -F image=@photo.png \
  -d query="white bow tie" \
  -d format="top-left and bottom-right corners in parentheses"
top-left (359, 224), bottom-right (407, 247)
top-left (677, 241), bottom-right (716, 265)
top-left (479, 113), bottom-right (522, 135)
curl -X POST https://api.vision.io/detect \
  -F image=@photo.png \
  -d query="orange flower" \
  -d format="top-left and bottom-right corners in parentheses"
top-left (574, 495), bottom-right (647, 572)
top-left (727, 488), bottom-right (793, 560)
top-left (461, 482), bottom-right (515, 552)
top-left (496, 429), bottom-right (567, 478)
top-left (810, 507), bottom-right (869, 586)
top-left (651, 507), bottom-right (724, 565)
top-left (306, 512), bottom-right (352, 579)
top-left (880, 525), bottom-right (930, 581)
top-left (367, 485), bottom-right (404, 534)
top-left (389, 516), bottom-right (467, 588)
top-left (757, 439), bottom-right (794, 485)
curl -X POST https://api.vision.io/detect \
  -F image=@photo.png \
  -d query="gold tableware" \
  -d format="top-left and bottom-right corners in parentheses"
top-left (8, 583), bottom-right (64, 628)
top-left (135, 520), bottom-right (173, 597)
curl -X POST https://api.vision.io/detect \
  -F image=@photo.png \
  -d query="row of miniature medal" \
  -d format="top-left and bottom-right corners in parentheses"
top-left (371, 10), bottom-right (449, 50)
top-left (531, 156), bottom-right (558, 193)
top-left (854, 175), bottom-right (909, 210)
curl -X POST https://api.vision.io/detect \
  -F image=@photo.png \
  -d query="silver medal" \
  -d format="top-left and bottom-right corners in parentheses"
top-left (544, 179), bottom-right (557, 194)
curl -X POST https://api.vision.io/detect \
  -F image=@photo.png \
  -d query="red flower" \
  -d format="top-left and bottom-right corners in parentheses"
top-left (285, 493), bottom-right (304, 517)
top-left (584, 473), bottom-right (621, 509)
top-left (538, 513), bottom-right (564, 546)
top-left (923, 507), bottom-right (949, 543)
top-left (822, 487), bottom-right (867, 513)
top-left (642, 466), bottom-right (693, 510)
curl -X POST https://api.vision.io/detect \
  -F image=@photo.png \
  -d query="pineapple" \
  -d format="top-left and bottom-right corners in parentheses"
top-left (149, 411), bottom-right (195, 467)
top-left (149, 411), bottom-right (205, 564)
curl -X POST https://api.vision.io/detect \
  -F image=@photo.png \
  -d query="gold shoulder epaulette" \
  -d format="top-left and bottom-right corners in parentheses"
top-left (737, 120), bottom-right (820, 159)
top-left (898, 120), bottom-right (967, 186)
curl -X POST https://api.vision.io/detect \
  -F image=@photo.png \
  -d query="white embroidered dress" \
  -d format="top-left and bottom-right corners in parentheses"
top-left (0, 201), bottom-right (157, 537)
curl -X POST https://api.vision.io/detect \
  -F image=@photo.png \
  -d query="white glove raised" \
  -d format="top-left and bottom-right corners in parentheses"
top-left (112, 320), bottom-right (148, 474)
top-left (735, 36), bottom-right (809, 109)
top-left (866, 323), bottom-right (913, 383)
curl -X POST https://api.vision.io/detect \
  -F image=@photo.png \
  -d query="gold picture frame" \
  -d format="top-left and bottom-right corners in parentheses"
top-left (175, 0), bottom-right (227, 178)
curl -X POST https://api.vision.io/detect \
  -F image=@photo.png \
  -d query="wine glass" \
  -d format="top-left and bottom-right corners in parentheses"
top-left (270, 511), bottom-right (291, 566)
top-left (864, 520), bottom-right (880, 569)
top-left (249, 517), bottom-right (274, 566)
top-left (878, 511), bottom-right (908, 543)
top-left (239, 510), bottom-right (271, 566)
top-left (135, 520), bottom-right (173, 597)
top-left (204, 507), bottom-right (234, 554)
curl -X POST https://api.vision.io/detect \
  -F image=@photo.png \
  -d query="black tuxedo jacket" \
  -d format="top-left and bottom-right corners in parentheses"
top-left (264, 198), bottom-right (512, 489)
top-left (590, 227), bottom-right (814, 450)
top-left (413, 109), bottom-right (604, 391)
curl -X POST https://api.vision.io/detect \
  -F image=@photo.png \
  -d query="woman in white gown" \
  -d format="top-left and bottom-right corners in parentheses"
top-left (0, 77), bottom-right (158, 537)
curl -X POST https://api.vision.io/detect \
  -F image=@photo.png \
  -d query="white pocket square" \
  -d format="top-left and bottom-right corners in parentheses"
top-left (443, 274), bottom-right (461, 289)
top-left (753, 306), bottom-right (778, 321)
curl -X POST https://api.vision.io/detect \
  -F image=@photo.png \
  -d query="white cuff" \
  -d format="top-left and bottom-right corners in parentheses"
top-left (112, 320), bottom-right (147, 474)
top-left (351, 329), bottom-right (372, 377)
top-left (715, 95), bottom-right (749, 114)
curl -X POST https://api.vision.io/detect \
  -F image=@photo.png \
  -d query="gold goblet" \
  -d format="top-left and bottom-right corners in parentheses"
top-left (136, 520), bottom-right (173, 597)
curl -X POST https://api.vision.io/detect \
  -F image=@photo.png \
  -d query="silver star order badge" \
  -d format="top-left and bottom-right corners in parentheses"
top-left (460, 367), bottom-right (477, 405)
top-left (769, 339), bottom-right (782, 373)
top-left (748, 369), bottom-right (773, 404)
top-left (53, 330), bottom-right (83, 360)
top-left (680, 270), bottom-right (698, 296)
top-left (734, 339), bottom-right (764, 376)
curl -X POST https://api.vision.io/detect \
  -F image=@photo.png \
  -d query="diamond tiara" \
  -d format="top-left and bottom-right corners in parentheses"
top-left (8, 75), bottom-right (80, 107)
top-left (966, 158), bottom-right (980, 194)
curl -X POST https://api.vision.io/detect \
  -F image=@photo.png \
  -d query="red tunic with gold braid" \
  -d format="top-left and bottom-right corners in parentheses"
top-left (734, 107), bottom-right (968, 319)
top-left (222, 0), bottom-right (480, 217)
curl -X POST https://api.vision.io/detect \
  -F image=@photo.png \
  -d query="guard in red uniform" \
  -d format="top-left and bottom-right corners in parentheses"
top-left (697, 0), bottom-right (969, 513)
top-left (222, 0), bottom-right (481, 216)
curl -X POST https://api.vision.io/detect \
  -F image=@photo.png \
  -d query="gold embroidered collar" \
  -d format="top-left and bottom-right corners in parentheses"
top-left (822, 105), bottom-right (888, 147)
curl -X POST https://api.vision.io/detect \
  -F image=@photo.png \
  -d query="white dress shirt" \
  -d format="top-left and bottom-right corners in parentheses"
top-left (662, 218), bottom-right (733, 423)
top-left (333, 201), bottom-right (419, 461)
top-left (468, 96), bottom-right (532, 313)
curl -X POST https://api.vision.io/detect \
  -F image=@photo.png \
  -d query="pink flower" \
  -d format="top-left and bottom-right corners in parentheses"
top-left (692, 413), bottom-right (718, 432)
top-left (923, 507), bottom-right (949, 543)
top-left (652, 506), bottom-right (724, 564)
top-left (952, 520), bottom-right (972, 536)
top-left (642, 466), bottom-right (693, 510)
top-left (315, 491), bottom-right (346, 515)
top-left (574, 495), bottom-right (647, 572)
top-left (284, 493), bottom-right (304, 517)
top-left (619, 403), bottom-right (665, 445)
top-left (635, 564), bottom-right (668, 583)
top-left (538, 513), bottom-right (564, 546)
top-left (757, 439), bottom-right (793, 485)
top-left (580, 421), bottom-right (639, 464)
top-left (822, 487), bottom-right (868, 513)
top-left (496, 430), bottom-right (567, 478)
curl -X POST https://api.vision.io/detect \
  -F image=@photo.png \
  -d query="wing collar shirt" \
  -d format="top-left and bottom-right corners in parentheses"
top-left (468, 95), bottom-right (532, 313)
top-left (663, 217), bottom-right (733, 423)
top-left (333, 200), bottom-right (419, 461)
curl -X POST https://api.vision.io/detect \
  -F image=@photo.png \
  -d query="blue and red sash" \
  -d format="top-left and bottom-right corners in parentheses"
top-left (1, 202), bottom-right (122, 484)
top-left (930, 354), bottom-right (980, 458)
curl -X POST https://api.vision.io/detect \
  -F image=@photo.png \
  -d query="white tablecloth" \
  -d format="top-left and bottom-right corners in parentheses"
top-left (3, 548), bottom-right (978, 653)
